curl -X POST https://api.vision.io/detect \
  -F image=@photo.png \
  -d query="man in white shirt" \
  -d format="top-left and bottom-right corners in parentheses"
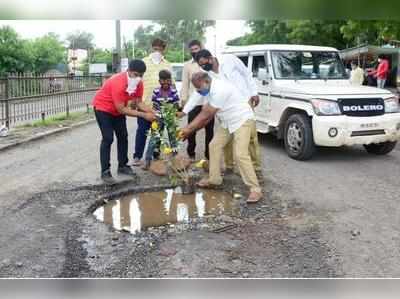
top-left (349, 60), bottom-right (364, 86)
top-left (180, 72), bottom-right (262, 203)
top-left (191, 49), bottom-right (262, 173)
top-left (180, 40), bottom-right (214, 161)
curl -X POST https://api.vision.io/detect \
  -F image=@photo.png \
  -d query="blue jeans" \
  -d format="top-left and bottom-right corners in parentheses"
top-left (134, 117), bottom-right (151, 160)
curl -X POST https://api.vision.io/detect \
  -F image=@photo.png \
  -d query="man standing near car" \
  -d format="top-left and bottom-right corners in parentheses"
top-left (132, 38), bottom-right (173, 166)
top-left (180, 40), bottom-right (214, 161)
top-left (92, 59), bottom-right (156, 184)
top-left (192, 49), bottom-right (262, 173)
top-left (368, 54), bottom-right (389, 89)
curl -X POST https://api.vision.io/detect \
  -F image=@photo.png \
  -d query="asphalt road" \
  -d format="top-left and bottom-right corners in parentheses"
top-left (0, 118), bottom-right (399, 277)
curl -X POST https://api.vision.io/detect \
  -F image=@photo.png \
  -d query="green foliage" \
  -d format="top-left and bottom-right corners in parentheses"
top-left (131, 21), bottom-right (211, 62)
top-left (0, 26), bottom-right (66, 75)
top-left (227, 20), bottom-right (400, 50)
top-left (0, 26), bottom-right (32, 75)
top-left (29, 33), bottom-right (66, 73)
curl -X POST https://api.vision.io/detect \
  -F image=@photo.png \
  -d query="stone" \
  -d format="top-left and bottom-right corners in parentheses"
top-left (149, 160), bottom-right (167, 176)
top-left (1, 259), bottom-right (11, 267)
top-left (159, 246), bottom-right (177, 257)
top-left (32, 265), bottom-right (44, 272)
top-left (16, 262), bottom-right (23, 267)
top-left (351, 230), bottom-right (361, 237)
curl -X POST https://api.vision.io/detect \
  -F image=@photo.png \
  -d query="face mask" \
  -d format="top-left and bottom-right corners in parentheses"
top-left (150, 51), bottom-right (163, 64)
top-left (191, 52), bottom-right (197, 59)
top-left (200, 62), bottom-right (213, 72)
top-left (126, 74), bottom-right (141, 95)
top-left (197, 86), bottom-right (210, 96)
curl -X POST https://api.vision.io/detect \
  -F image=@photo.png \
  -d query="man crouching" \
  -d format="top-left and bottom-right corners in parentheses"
top-left (179, 72), bottom-right (262, 203)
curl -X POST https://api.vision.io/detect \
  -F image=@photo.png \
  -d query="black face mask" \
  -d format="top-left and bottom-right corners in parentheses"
top-left (191, 52), bottom-right (197, 59)
top-left (201, 63), bottom-right (213, 72)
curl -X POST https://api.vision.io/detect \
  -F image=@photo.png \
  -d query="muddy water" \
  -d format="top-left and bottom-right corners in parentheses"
top-left (93, 189), bottom-right (239, 233)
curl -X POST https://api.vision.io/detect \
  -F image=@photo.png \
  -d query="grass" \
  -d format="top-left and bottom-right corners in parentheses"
top-left (19, 110), bottom-right (94, 128)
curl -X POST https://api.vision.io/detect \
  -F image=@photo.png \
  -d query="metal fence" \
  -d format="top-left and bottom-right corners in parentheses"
top-left (0, 73), bottom-right (109, 127)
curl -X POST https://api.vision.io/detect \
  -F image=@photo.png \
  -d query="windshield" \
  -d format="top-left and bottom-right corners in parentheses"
top-left (171, 65), bottom-right (183, 82)
top-left (271, 51), bottom-right (348, 80)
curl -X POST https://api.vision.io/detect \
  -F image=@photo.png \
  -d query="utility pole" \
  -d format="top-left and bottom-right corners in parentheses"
top-left (115, 20), bottom-right (122, 72)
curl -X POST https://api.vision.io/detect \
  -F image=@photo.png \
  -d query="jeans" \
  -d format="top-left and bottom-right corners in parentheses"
top-left (187, 105), bottom-right (215, 159)
top-left (377, 79), bottom-right (386, 89)
top-left (134, 116), bottom-right (151, 160)
top-left (94, 109), bottom-right (129, 173)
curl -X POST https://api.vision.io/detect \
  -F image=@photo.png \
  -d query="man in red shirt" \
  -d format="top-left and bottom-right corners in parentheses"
top-left (92, 59), bottom-right (155, 184)
top-left (369, 54), bottom-right (390, 89)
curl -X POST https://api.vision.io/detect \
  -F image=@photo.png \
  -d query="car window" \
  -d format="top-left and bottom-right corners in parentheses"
top-left (252, 55), bottom-right (267, 77)
top-left (271, 51), bottom-right (347, 80)
top-left (237, 56), bottom-right (249, 66)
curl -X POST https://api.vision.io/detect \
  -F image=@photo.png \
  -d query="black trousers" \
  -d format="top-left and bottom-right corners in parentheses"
top-left (187, 105), bottom-right (215, 160)
top-left (94, 109), bottom-right (129, 173)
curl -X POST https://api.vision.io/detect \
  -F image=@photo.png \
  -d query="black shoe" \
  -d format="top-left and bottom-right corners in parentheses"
top-left (101, 169), bottom-right (116, 185)
top-left (118, 165), bottom-right (136, 176)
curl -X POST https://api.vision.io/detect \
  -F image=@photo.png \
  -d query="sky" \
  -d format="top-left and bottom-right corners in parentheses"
top-left (0, 20), bottom-right (250, 55)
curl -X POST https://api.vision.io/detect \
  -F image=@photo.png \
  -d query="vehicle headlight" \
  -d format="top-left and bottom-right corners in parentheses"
top-left (311, 99), bottom-right (341, 116)
top-left (384, 96), bottom-right (400, 113)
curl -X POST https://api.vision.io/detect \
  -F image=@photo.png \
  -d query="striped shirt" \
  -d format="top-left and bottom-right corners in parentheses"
top-left (151, 87), bottom-right (180, 113)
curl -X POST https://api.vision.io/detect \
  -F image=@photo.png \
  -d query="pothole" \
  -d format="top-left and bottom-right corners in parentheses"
top-left (93, 189), bottom-right (240, 233)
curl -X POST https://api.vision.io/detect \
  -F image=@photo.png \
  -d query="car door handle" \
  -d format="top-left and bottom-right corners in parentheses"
top-left (262, 80), bottom-right (269, 86)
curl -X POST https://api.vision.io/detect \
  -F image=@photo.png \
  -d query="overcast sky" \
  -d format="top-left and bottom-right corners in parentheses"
top-left (0, 20), bottom-right (250, 54)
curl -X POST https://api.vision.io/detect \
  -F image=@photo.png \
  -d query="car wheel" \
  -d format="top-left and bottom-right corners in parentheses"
top-left (284, 113), bottom-right (316, 160)
top-left (363, 141), bottom-right (397, 155)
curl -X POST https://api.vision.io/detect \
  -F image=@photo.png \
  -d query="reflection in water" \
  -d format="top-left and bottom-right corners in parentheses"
top-left (112, 200), bottom-right (121, 230)
top-left (93, 189), bottom-right (238, 233)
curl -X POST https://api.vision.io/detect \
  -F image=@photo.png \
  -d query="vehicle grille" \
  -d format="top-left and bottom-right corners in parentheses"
top-left (338, 98), bottom-right (385, 117)
top-left (351, 130), bottom-right (385, 137)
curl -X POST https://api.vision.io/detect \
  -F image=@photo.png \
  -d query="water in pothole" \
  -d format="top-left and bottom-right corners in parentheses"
top-left (93, 189), bottom-right (240, 233)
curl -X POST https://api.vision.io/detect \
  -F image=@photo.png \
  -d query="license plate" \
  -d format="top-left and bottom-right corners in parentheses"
top-left (360, 123), bottom-right (379, 129)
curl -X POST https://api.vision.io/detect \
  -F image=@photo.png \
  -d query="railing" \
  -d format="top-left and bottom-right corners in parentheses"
top-left (0, 73), bottom-right (109, 128)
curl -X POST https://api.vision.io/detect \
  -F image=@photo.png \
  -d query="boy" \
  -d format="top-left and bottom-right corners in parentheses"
top-left (143, 70), bottom-right (180, 169)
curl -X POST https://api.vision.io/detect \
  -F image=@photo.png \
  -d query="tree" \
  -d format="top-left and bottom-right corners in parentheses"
top-left (0, 26), bottom-right (32, 75)
top-left (66, 30), bottom-right (95, 50)
top-left (156, 20), bottom-right (212, 62)
top-left (129, 21), bottom-right (212, 62)
top-left (29, 33), bottom-right (66, 73)
top-left (228, 20), bottom-right (400, 50)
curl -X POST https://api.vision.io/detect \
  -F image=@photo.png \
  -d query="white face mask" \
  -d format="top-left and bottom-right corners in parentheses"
top-left (150, 51), bottom-right (163, 64)
top-left (126, 73), bottom-right (141, 95)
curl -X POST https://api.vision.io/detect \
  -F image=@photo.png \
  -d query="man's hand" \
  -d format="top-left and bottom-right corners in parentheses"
top-left (249, 95), bottom-right (260, 108)
top-left (176, 111), bottom-right (185, 118)
top-left (178, 127), bottom-right (192, 141)
top-left (141, 112), bottom-right (156, 122)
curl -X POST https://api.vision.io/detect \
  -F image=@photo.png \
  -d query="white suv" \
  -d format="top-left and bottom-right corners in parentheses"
top-left (224, 44), bottom-right (400, 160)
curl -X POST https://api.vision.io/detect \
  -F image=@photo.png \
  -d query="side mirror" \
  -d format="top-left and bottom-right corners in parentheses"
top-left (257, 68), bottom-right (270, 85)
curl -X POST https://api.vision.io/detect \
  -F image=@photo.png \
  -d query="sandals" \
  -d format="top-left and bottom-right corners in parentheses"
top-left (246, 191), bottom-right (262, 204)
top-left (196, 178), bottom-right (221, 189)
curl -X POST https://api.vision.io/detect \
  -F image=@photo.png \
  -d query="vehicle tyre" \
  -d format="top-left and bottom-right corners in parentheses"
top-left (363, 141), bottom-right (397, 155)
top-left (284, 113), bottom-right (316, 160)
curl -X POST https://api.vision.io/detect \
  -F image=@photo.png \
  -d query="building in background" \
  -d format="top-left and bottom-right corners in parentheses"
top-left (67, 49), bottom-right (88, 75)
